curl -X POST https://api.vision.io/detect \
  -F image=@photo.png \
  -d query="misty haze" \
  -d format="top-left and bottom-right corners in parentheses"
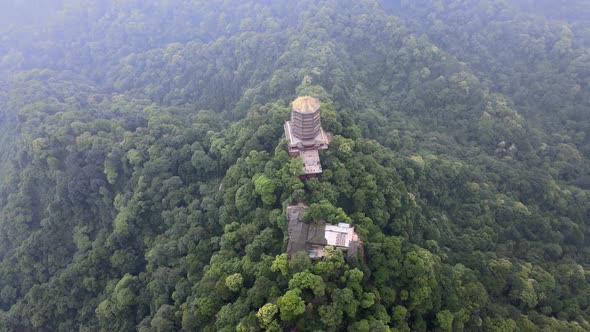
top-left (0, 0), bottom-right (589, 331)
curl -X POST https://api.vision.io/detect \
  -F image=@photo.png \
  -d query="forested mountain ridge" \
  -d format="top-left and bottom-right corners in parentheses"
top-left (0, 0), bottom-right (589, 331)
top-left (390, 0), bottom-right (590, 160)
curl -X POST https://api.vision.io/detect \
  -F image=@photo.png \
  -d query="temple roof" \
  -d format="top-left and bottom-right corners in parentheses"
top-left (286, 203), bottom-right (361, 258)
top-left (292, 96), bottom-right (320, 114)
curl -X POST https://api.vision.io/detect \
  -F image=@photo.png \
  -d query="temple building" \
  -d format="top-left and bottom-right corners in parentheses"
top-left (283, 99), bottom-right (360, 258)
top-left (284, 96), bottom-right (330, 177)
top-left (286, 203), bottom-right (361, 258)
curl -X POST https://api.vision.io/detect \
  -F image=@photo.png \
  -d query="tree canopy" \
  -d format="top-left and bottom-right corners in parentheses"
top-left (0, 0), bottom-right (589, 331)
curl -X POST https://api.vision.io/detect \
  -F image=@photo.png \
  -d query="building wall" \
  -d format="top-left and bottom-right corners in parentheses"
top-left (290, 109), bottom-right (321, 140)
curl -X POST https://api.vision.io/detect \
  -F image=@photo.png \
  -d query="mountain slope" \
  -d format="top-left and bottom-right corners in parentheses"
top-left (0, 0), bottom-right (589, 331)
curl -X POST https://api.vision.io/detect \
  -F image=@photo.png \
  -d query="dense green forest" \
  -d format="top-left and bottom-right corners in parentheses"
top-left (0, 0), bottom-right (589, 331)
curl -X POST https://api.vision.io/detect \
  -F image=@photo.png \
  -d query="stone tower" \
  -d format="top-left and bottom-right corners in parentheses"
top-left (284, 96), bottom-right (331, 177)
top-left (290, 96), bottom-right (322, 141)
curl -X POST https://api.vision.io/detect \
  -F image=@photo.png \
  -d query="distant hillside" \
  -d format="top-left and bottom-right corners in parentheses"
top-left (0, 1), bottom-right (589, 331)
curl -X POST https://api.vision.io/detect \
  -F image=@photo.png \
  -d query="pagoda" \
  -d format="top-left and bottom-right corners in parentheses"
top-left (284, 96), bottom-right (331, 177)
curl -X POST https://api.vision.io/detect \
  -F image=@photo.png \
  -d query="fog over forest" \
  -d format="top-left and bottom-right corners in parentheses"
top-left (0, 1), bottom-right (589, 331)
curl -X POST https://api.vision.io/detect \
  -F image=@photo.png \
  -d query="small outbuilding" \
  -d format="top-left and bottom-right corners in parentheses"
top-left (286, 203), bottom-right (361, 258)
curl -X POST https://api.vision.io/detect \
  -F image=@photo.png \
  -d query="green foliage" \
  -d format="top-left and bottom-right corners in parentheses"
top-left (277, 289), bottom-right (305, 321)
top-left (271, 254), bottom-right (289, 278)
top-left (304, 199), bottom-right (352, 224)
top-left (256, 303), bottom-right (279, 329)
top-left (288, 271), bottom-right (325, 297)
top-left (226, 273), bottom-right (244, 292)
top-left (0, 0), bottom-right (589, 331)
top-left (436, 310), bottom-right (454, 332)
top-left (253, 174), bottom-right (277, 206)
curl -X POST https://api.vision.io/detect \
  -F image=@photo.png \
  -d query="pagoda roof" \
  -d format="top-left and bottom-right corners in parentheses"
top-left (292, 96), bottom-right (320, 114)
